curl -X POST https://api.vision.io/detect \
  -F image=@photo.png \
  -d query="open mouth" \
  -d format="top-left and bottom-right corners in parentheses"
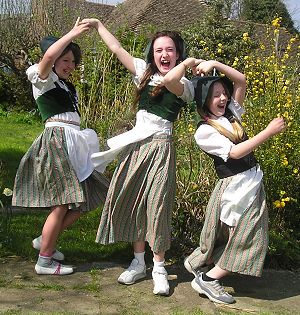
top-left (161, 60), bottom-right (170, 68)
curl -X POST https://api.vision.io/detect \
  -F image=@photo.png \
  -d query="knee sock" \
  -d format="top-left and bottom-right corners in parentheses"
top-left (134, 251), bottom-right (145, 265)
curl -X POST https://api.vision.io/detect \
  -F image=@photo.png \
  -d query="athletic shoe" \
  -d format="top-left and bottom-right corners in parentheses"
top-left (191, 272), bottom-right (235, 304)
top-left (32, 236), bottom-right (65, 261)
top-left (118, 258), bottom-right (146, 285)
top-left (152, 266), bottom-right (170, 296)
top-left (35, 260), bottom-right (73, 275)
top-left (184, 257), bottom-right (198, 276)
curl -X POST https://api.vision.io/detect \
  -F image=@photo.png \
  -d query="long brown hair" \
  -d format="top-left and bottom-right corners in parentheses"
top-left (134, 31), bottom-right (186, 106)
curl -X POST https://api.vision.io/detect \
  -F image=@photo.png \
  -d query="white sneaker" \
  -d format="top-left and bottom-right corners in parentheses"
top-left (35, 260), bottom-right (73, 275)
top-left (32, 236), bottom-right (65, 261)
top-left (152, 266), bottom-right (170, 296)
top-left (118, 258), bottom-right (146, 285)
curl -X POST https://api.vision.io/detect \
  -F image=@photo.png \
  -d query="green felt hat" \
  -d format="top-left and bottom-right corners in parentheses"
top-left (40, 35), bottom-right (59, 54)
top-left (192, 75), bottom-right (234, 109)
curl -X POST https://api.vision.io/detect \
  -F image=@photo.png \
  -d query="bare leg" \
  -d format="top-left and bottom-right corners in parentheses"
top-left (153, 251), bottom-right (165, 262)
top-left (133, 241), bottom-right (145, 253)
top-left (40, 205), bottom-right (68, 256)
top-left (206, 265), bottom-right (230, 280)
top-left (60, 210), bottom-right (81, 231)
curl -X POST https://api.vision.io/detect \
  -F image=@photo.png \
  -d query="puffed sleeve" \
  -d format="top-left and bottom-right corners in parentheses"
top-left (132, 58), bottom-right (147, 86)
top-left (194, 124), bottom-right (235, 162)
top-left (26, 64), bottom-right (58, 89)
top-left (179, 77), bottom-right (195, 103)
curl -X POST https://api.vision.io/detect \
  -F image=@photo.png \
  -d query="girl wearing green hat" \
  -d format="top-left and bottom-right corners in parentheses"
top-left (164, 58), bottom-right (286, 304)
top-left (12, 19), bottom-right (109, 275)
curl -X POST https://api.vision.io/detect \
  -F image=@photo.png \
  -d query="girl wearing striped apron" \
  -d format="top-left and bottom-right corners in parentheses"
top-left (84, 18), bottom-right (200, 296)
top-left (165, 59), bottom-right (285, 304)
top-left (12, 19), bottom-right (109, 275)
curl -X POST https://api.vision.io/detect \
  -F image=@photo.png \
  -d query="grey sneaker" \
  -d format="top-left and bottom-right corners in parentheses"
top-left (191, 272), bottom-right (235, 304)
top-left (118, 258), bottom-right (146, 285)
top-left (32, 236), bottom-right (65, 261)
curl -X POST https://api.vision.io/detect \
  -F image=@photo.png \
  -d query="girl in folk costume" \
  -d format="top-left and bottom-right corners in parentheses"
top-left (164, 58), bottom-right (285, 304)
top-left (12, 19), bottom-right (109, 275)
top-left (82, 18), bottom-right (202, 295)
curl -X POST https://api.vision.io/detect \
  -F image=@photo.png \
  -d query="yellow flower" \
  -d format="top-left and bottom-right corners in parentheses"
top-left (272, 17), bottom-right (281, 28)
top-left (280, 201), bottom-right (286, 208)
top-left (273, 200), bottom-right (282, 208)
top-left (293, 168), bottom-right (299, 174)
top-left (2, 188), bottom-right (13, 197)
top-left (280, 190), bottom-right (286, 197)
top-left (282, 158), bottom-right (288, 166)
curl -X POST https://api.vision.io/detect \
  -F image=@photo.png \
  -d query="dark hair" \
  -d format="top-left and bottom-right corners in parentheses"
top-left (133, 31), bottom-right (186, 107)
top-left (61, 42), bottom-right (81, 66)
top-left (145, 30), bottom-right (186, 67)
top-left (40, 35), bottom-right (82, 66)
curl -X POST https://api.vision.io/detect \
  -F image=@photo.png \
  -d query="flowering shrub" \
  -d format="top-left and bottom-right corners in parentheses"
top-left (239, 19), bottom-right (299, 252)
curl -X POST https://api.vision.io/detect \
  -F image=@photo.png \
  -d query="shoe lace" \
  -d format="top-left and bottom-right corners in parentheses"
top-left (210, 280), bottom-right (227, 295)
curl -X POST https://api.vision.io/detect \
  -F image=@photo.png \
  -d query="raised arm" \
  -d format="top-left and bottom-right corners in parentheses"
top-left (162, 57), bottom-right (203, 96)
top-left (229, 117), bottom-right (286, 159)
top-left (82, 18), bottom-right (136, 75)
top-left (195, 60), bottom-right (246, 105)
top-left (38, 18), bottom-right (90, 79)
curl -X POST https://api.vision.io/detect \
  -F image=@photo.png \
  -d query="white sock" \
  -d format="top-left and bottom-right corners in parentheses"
top-left (37, 254), bottom-right (52, 267)
top-left (153, 259), bottom-right (165, 270)
top-left (134, 251), bottom-right (145, 265)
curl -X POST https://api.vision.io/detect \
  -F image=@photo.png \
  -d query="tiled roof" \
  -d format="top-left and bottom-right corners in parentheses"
top-left (106, 0), bottom-right (209, 31)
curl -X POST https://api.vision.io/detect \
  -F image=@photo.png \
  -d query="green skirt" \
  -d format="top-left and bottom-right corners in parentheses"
top-left (12, 126), bottom-right (109, 212)
top-left (96, 134), bottom-right (176, 253)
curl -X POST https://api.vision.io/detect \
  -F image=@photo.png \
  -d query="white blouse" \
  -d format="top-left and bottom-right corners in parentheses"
top-left (91, 58), bottom-right (195, 173)
top-left (194, 99), bottom-right (263, 226)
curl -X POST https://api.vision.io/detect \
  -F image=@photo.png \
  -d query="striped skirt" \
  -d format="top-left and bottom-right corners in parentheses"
top-left (187, 177), bottom-right (268, 277)
top-left (96, 134), bottom-right (176, 253)
top-left (12, 127), bottom-right (109, 212)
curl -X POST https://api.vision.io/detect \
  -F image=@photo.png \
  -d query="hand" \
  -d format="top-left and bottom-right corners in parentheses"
top-left (69, 17), bottom-right (91, 38)
top-left (265, 117), bottom-right (286, 136)
top-left (195, 60), bottom-right (216, 76)
top-left (183, 58), bottom-right (205, 75)
top-left (80, 18), bottom-right (101, 29)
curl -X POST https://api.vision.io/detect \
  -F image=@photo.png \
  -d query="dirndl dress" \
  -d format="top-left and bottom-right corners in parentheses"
top-left (12, 125), bottom-right (109, 212)
top-left (187, 176), bottom-right (268, 277)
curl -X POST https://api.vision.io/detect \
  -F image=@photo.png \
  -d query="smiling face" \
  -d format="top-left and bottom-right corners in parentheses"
top-left (153, 36), bottom-right (179, 76)
top-left (207, 81), bottom-right (229, 118)
top-left (54, 50), bottom-right (76, 80)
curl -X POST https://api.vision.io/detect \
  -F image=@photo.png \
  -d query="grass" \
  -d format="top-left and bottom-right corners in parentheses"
top-left (0, 111), bottom-right (132, 264)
